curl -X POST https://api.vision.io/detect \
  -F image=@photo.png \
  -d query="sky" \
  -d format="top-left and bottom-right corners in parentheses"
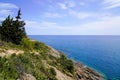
top-left (0, 0), bottom-right (120, 35)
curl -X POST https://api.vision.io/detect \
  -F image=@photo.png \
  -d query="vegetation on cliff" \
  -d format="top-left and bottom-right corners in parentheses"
top-left (0, 39), bottom-right (75, 80)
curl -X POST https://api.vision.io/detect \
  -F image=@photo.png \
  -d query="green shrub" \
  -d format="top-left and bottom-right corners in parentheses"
top-left (34, 41), bottom-right (41, 50)
top-left (0, 56), bottom-right (19, 79)
top-left (59, 54), bottom-right (74, 74)
top-left (21, 38), bottom-right (34, 50)
top-left (49, 67), bottom-right (56, 75)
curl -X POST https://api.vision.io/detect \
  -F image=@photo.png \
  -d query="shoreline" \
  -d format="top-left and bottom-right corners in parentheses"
top-left (73, 61), bottom-right (105, 80)
top-left (47, 45), bottom-right (104, 80)
top-left (73, 58), bottom-right (107, 78)
top-left (52, 48), bottom-right (104, 80)
top-left (55, 49), bottom-right (105, 80)
top-left (74, 61), bottom-right (106, 80)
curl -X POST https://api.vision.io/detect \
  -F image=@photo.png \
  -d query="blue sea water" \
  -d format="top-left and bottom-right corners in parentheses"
top-left (29, 35), bottom-right (120, 80)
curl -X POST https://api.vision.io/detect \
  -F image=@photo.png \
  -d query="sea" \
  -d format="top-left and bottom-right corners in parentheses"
top-left (29, 35), bottom-right (120, 80)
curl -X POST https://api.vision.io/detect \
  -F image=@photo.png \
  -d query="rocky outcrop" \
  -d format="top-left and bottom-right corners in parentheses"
top-left (18, 73), bottom-right (36, 80)
top-left (74, 62), bottom-right (103, 80)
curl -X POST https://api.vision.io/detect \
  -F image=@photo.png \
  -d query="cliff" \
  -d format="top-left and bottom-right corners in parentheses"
top-left (0, 39), bottom-right (103, 80)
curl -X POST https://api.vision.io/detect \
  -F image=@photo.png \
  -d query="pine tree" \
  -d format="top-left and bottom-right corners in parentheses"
top-left (0, 15), bottom-right (13, 42)
top-left (0, 9), bottom-right (27, 44)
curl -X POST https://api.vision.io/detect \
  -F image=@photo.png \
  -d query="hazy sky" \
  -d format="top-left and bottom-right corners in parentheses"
top-left (0, 0), bottom-right (120, 35)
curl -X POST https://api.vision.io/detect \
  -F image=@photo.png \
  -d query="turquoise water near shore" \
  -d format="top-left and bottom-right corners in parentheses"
top-left (29, 35), bottom-right (120, 80)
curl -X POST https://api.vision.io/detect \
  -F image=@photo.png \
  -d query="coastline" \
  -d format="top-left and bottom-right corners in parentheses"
top-left (74, 61), bottom-right (106, 80)
top-left (49, 46), bottom-right (104, 80)
top-left (72, 58), bottom-right (107, 79)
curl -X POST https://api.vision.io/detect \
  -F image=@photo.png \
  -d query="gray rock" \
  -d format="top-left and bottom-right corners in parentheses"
top-left (20, 73), bottom-right (36, 80)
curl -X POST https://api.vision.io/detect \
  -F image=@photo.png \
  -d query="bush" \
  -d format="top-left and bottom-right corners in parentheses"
top-left (34, 41), bottom-right (41, 50)
top-left (59, 54), bottom-right (74, 74)
top-left (49, 67), bottom-right (56, 75)
top-left (21, 38), bottom-right (34, 50)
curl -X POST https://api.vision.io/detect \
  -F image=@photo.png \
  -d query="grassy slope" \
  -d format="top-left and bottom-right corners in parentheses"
top-left (0, 38), bottom-right (74, 80)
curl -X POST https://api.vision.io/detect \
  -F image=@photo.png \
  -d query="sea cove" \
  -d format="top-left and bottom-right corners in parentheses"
top-left (29, 35), bottom-right (120, 80)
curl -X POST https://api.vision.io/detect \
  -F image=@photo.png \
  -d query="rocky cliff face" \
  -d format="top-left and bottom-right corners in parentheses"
top-left (74, 62), bottom-right (103, 80)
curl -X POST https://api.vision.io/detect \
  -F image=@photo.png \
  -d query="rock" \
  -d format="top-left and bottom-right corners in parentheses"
top-left (74, 62), bottom-right (103, 80)
top-left (20, 73), bottom-right (36, 80)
